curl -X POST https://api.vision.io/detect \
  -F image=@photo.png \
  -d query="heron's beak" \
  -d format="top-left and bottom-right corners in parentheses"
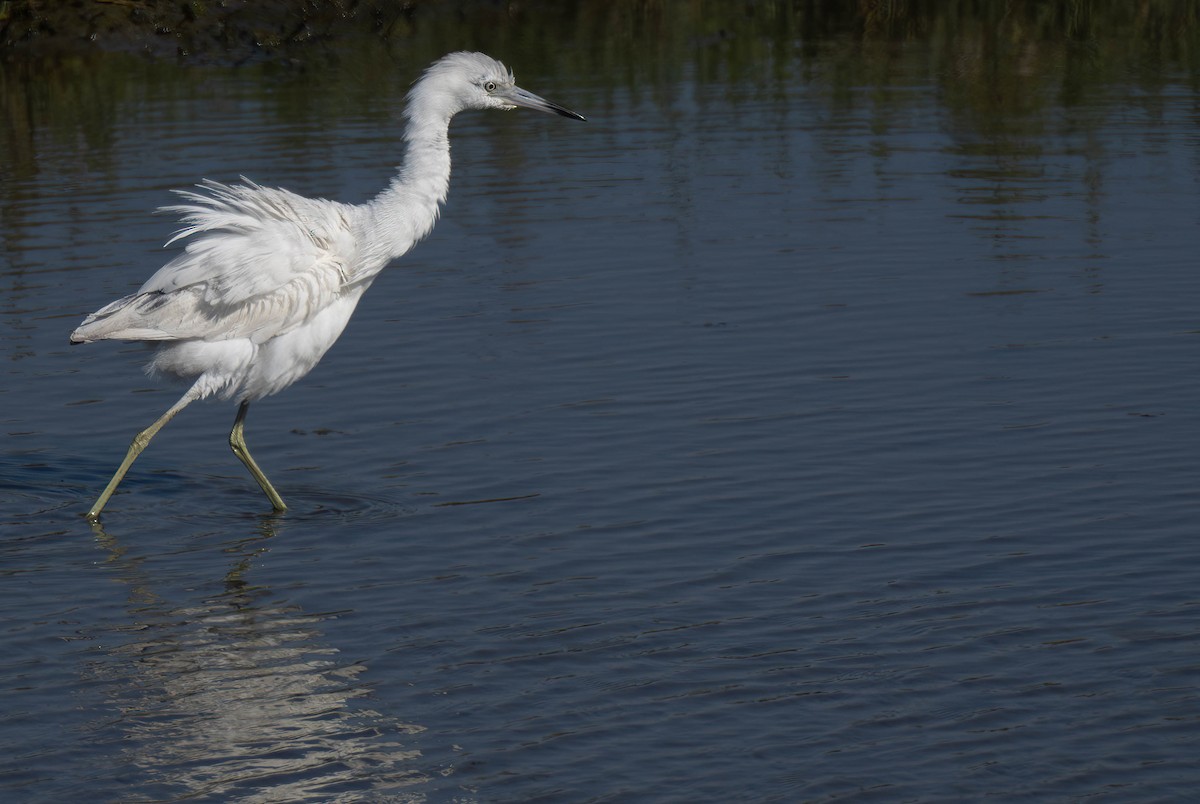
top-left (499, 86), bottom-right (587, 121)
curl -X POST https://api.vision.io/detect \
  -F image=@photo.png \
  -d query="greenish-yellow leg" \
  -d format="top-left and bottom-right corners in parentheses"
top-left (230, 401), bottom-right (287, 512)
top-left (87, 388), bottom-right (199, 520)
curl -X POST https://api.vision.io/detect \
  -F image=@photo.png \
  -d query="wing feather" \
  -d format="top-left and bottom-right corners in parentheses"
top-left (147, 178), bottom-right (351, 306)
top-left (72, 180), bottom-right (358, 344)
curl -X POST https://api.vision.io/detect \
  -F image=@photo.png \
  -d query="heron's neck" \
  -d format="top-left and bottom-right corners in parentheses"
top-left (361, 102), bottom-right (454, 267)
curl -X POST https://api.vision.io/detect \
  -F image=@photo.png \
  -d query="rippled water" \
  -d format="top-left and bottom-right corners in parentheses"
top-left (4, 20), bottom-right (1200, 802)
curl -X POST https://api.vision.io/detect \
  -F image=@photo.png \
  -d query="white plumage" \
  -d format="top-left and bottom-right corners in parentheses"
top-left (72, 52), bottom-right (585, 519)
top-left (78, 180), bottom-right (365, 400)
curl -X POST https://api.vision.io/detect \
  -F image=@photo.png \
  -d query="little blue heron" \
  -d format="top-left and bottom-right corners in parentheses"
top-left (71, 51), bottom-right (585, 520)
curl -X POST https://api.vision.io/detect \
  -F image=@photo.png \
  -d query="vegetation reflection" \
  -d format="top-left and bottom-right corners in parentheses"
top-left (3, 1), bottom-right (1199, 128)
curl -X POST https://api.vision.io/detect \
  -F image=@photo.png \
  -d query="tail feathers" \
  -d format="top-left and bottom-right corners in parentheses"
top-left (70, 292), bottom-right (179, 344)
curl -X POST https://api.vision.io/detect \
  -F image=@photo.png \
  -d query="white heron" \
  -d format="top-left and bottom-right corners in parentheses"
top-left (71, 51), bottom-right (585, 520)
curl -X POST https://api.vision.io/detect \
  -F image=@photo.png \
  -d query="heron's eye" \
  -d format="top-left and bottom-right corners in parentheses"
top-left (484, 81), bottom-right (497, 92)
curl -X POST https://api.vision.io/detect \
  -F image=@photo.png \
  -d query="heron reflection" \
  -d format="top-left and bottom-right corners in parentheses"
top-left (87, 520), bottom-right (437, 801)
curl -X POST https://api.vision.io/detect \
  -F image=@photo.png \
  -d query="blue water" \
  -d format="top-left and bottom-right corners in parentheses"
top-left (3, 40), bottom-right (1199, 801)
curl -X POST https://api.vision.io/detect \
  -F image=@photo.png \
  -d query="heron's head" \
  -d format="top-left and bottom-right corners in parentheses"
top-left (409, 51), bottom-right (586, 122)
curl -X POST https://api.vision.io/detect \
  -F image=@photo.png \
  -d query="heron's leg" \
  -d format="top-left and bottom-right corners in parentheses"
top-left (87, 387), bottom-right (199, 520)
top-left (229, 401), bottom-right (287, 512)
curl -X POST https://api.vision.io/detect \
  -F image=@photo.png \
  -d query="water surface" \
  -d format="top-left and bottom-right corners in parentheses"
top-left (3, 5), bottom-right (1199, 801)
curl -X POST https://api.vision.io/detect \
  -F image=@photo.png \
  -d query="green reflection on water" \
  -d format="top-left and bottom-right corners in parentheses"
top-left (2, 1), bottom-right (1198, 185)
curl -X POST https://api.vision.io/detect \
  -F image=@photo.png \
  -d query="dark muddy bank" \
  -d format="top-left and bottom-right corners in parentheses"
top-left (0, 0), bottom-right (493, 63)
top-left (5, 1), bottom-right (1200, 69)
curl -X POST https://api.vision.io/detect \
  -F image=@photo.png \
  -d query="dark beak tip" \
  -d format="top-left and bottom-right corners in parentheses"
top-left (547, 104), bottom-right (586, 122)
